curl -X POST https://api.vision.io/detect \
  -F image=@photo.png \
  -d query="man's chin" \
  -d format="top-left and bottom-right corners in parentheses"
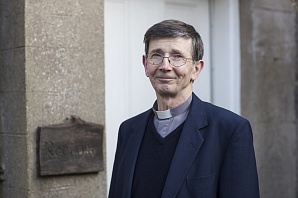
top-left (156, 88), bottom-right (176, 98)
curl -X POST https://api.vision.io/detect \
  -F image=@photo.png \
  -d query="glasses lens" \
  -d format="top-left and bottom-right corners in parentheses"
top-left (148, 53), bottom-right (163, 65)
top-left (169, 55), bottom-right (186, 67)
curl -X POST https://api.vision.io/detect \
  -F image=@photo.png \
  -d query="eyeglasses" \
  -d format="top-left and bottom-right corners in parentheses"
top-left (146, 53), bottom-right (193, 67)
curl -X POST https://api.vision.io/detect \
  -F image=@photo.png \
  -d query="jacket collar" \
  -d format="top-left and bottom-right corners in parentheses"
top-left (121, 109), bottom-right (152, 197)
top-left (162, 93), bottom-right (208, 197)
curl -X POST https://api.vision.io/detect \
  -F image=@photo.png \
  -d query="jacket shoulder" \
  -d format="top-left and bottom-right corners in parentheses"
top-left (204, 102), bottom-right (244, 120)
top-left (119, 109), bottom-right (152, 130)
top-left (200, 101), bottom-right (252, 137)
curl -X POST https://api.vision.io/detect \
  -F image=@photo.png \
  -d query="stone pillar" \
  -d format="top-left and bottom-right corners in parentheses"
top-left (296, 11), bottom-right (298, 197)
top-left (0, 0), bottom-right (106, 197)
top-left (240, 0), bottom-right (297, 197)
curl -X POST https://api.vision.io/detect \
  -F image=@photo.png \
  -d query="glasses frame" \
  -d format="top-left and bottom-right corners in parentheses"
top-left (146, 53), bottom-right (194, 67)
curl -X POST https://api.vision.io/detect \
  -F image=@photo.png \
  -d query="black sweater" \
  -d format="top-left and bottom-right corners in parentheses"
top-left (132, 116), bottom-right (184, 198)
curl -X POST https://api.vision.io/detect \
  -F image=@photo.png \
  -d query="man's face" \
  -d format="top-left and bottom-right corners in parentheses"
top-left (143, 37), bottom-right (204, 99)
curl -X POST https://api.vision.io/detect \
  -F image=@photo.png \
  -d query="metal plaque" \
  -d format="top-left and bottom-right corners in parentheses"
top-left (37, 116), bottom-right (104, 176)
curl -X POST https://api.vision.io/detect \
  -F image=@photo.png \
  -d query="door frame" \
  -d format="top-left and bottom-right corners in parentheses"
top-left (210, 0), bottom-right (241, 113)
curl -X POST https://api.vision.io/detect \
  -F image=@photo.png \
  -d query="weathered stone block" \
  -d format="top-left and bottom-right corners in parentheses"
top-left (1, 135), bottom-right (28, 190)
top-left (25, 13), bottom-right (79, 48)
top-left (25, 47), bottom-right (103, 93)
top-left (0, 0), bottom-right (25, 50)
top-left (253, 0), bottom-right (294, 12)
top-left (0, 49), bottom-right (25, 92)
top-left (253, 122), bottom-right (297, 198)
top-left (1, 188), bottom-right (28, 198)
top-left (252, 9), bottom-right (296, 61)
top-left (0, 93), bottom-right (27, 135)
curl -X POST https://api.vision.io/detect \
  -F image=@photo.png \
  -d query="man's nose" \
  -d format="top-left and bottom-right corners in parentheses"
top-left (159, 57), bottom-right (172, 70)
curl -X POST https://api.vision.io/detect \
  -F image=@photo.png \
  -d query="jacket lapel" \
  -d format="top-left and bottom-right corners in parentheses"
top-left (122, 110), bottom-right (152, 197)
top-left (161, 94), bottom-right (208, 198)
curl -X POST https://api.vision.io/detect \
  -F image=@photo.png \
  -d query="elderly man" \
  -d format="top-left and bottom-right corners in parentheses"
top-left (109, 19), bottom-right (259, 198)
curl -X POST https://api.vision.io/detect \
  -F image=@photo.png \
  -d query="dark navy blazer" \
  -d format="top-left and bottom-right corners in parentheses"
top-left (109, 93), bottom-right (260, 198)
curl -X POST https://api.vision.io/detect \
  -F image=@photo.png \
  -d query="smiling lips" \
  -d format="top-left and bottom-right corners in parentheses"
top-left (155, 75), bottom-right (176, 82)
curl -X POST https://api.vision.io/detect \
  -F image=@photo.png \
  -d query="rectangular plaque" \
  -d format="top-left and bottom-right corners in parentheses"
top-left (37, 118), bottom-right (104, 176)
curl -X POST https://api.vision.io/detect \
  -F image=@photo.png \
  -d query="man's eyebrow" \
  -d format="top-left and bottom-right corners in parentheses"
top-left (170, 49), bottom-right (184, 54)
top-left (149, 48), bottom-right (163, 54)
top-left (149, 48), bottom-right (185, 55)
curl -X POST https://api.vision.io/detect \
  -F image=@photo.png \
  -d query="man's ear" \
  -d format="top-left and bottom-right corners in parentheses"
top-left (143, 55), bottom-right (149, 77)
top-left (191, 60), bottom-right (204, 81)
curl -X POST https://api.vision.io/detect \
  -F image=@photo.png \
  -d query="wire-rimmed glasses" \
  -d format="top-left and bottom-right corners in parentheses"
top-left (146, 53), bottom-right (193, 67)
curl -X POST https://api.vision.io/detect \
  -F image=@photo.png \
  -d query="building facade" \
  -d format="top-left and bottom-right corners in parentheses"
top-left (0, 0), bottom-right (297, 197)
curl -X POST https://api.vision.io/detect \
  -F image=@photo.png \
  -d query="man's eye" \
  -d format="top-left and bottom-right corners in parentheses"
top-left (150, 53), bottom-right (162, 58)
top-left (172, 54), bottom-right (184, 59)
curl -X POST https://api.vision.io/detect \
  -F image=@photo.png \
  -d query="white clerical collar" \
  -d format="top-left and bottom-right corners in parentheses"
top-left (152, 95), bottom-right (192, 120)
top-left (155, 109), bottom-right (172, 119)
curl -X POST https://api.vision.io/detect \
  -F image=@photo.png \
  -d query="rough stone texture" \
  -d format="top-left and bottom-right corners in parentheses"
top-left (0, 0), bottom-right (28, 196)
top-left (0, 0), bottom-right (106, 197)
top-left (240, 0), bottom-right (297, 197)
top-left (296, 13), bottom-right (298, 198)
top-left (0, 0), bottom-right (25, 50)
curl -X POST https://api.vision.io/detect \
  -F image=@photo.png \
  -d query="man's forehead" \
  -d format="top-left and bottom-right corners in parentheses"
top-left (148, 37), bottom-right (192, 53)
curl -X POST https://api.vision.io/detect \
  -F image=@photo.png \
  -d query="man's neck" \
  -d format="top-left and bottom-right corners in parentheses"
top-left (156, 92), bottom-right (192, 111)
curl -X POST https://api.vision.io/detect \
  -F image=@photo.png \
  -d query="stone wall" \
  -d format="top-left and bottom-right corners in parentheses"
top-left (296, 10), bottom-right (298, 196)
top-left (0, 0), bottom-right (106, 197)
top-left (240, 0), bottom-right (297, 197)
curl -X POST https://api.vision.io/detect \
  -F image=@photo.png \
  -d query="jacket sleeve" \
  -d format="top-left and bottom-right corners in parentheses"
top-left (108, 125), bottom-right (123, 198)
top-left (219, 119), bottom-right (260, 198)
